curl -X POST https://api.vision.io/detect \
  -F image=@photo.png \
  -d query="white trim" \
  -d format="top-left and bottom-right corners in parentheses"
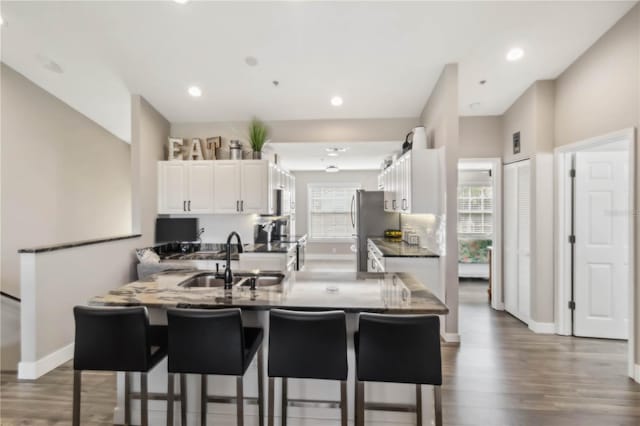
top-left (458, 158), bottom-right (503, 311)
top-left (634, 364), bottom-right (640, 384)
top-left (18, 342), bottom-right (74, 380)
top-left (305, 254), bottom-right (356, 261)
top-left (441, 332), bottom-right (460, 343)
top-left (528, 320), bottom-right (556, 334)
top-left (554, 127), bottom-right (636, 380)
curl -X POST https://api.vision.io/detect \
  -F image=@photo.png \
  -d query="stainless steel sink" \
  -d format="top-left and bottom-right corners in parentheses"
top-left (237, 272), bottom-right (285, 288)
top-left (179, 274), bottom-right (245, 288)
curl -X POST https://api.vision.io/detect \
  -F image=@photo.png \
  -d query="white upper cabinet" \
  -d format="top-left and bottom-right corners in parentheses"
top-left (158, 159), bottom-right (288, 216)
top-left (213, 161), bottom-right (241, 213)
top-left (240, 160), bottom-right (269, 213)
top-left (158, 161), bottom-right (214, 214)
top-left (187, 162), bottom-right (215, 213)
top-left (380, 148), bottom-right (444, 215)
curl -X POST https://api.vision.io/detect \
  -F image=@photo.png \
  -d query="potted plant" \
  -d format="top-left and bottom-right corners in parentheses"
top-left (248, 118), bottom-right (269, 159)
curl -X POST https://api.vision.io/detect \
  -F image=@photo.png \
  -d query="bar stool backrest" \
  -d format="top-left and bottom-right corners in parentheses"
top-left (268, 309), bottom-right (348, 381)
top-left (167, 308), bottom-right (245, 375)
top-left (73, 306), bottom-right (151, 372)
top-left (357, 313), bottom-right (442, 385)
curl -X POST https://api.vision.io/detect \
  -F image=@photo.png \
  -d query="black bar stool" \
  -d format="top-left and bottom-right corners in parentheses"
top-left (73, 306), bottom-right (168, 426)
top-left (355, 314), bottom-right (442, 426)
top-left (166, 308), bottom-right (264, 426)
top-left (267, 309), bottom-right (348, 426)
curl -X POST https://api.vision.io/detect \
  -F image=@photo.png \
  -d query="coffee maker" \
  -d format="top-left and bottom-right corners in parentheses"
top-left (254, 218), bottom-right (289, 243)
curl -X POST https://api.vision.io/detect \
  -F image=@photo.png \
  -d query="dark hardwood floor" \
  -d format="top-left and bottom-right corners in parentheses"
top-left (1, 276), bottom-right (638, 425)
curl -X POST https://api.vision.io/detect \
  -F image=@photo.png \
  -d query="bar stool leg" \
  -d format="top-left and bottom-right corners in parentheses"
top-left (281, 378), bottom-right (287, 426)
top-left (356, 381), bottom-right (365, 426)
top-left (72, 370), bottom-right (81, 426)
top-left (140, 372), bottom-right (149, 426)
top-left (180, 374), bottom-right (187, 426)
top-left (416, 384), bottom-right (422, 426)
top-left (257, 348), bottom-right (265, 426)
top-left (340, 380), bottom-right (347, 426)
top-left (167, 373), bottom-right (175, 426)
top-left (433, 386), bottom-right (442, 426)
top-left (124, 372), bottom-right (132, 425)
top-left (201, 375), bottom-right (207, 426)
top-left (236, 376), bottom-right (244, 426)
top-left (267, 378), bottom-right (275, 426)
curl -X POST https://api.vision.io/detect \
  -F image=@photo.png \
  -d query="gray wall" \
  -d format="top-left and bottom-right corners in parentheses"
top-left (1, 64), bottom-right (132, 299)
top-left (171, 117), bottom-right (418, 154)
top-left (292, 170), bottom-right (379, 255)
top-left (552, 3), bottom-right (639, 365)
top-left (501, 80), bottom-right (556, 325)
top-left (420, 64), bottom-right (460, 337)
top-left (131, 95), bottom-right (170, 244)
top-left (459, 116), bottom-right (503, 158)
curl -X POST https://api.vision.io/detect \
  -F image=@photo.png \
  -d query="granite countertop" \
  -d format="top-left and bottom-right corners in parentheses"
top-left (369, 238), bottom-right (440, 258)
top-left (88, 270), bottom-right (448, 314)
top-left (159, 242), bottom-right (295, 262)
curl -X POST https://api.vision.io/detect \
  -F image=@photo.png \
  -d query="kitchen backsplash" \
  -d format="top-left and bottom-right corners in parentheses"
top-left (400, 214), bottom-right (445, 255)
top-left (166, 214), bottom-right (256, 244)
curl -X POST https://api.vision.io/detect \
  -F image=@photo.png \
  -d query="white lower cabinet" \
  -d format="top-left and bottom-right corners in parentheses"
top-left (367, 240), bottom-right (441, 300)
top-left (239, 246), bottom-right (297, 272)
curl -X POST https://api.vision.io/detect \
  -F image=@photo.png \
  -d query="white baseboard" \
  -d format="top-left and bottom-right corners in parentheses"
top-left (528, 320), bottom-right (556, 334)
top-left (441, 332), bottom-right (460, 343)
top-left (306, 254), bottom-right (355, 261)
top-left (18, 342), bottom-right (74, 380)
top-left (492, 302), bottom-right (505, 311)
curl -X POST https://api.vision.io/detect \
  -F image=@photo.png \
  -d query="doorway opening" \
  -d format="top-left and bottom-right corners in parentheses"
top-left (458, 158), bottom-right (503, 311)
top-left (555, 128), bottom-right (636, 380)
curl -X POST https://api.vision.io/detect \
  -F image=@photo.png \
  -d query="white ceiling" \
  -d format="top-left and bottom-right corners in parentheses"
top-left (1, 1), bottom-right (636, 142)
top-left (267, 141), bottom-right (401, 171)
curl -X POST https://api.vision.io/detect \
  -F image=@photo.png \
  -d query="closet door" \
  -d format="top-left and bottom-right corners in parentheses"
top-left (503, 164), bottom-right (519, 316)
top-left (503, 160), bottom-right (531, 324)
top-left (517, 162), bottom-right (531, 322)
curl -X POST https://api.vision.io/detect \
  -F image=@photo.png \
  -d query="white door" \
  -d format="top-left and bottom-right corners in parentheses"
top-left (186, 162), bottom-right (214, 213)
top-left (213, 161), bottom-right (241, 213)
top-left (240, 161), bottom-right (269, 214)
top-left (516, 162), bottom-right (531, 321)
top-left (574, 151), bottom-right (629, 339)
top-left (158, 162), bottom-right (187, 214)
top-left (503, 160), bottom-right (530, 324)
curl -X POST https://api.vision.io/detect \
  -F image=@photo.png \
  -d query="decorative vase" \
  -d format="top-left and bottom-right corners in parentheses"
top-left (252, 151), bottom-right (262, 159)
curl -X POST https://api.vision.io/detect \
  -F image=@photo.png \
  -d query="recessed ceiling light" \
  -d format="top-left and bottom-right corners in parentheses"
top-left (245, 56), bottom-right (258, 67)
top-left (479, 80), bottom-right (487, 85)
top-left (327, 152), bottom-right (339, 157)
top-left (506, 47), bottom-right (524, 62)
top-left (188, 86), bottom-right (202, 97)
top-left (326, 165), bottom-right (340, 173)
top-left (174, 0), bottom-right (189, 4)
top-left (330, 96), bottom-right (343, 107)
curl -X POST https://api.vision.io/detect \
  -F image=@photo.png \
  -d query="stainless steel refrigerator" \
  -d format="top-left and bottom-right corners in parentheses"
top-left (351, 190), bottom-right (400, 272)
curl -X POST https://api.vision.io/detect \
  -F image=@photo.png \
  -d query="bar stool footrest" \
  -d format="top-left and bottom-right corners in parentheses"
top-left (364, 401), bottom-right (418, 413)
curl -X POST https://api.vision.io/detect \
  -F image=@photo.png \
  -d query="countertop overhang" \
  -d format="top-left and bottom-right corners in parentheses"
top-left (89, 270), bottom-right (448, 315)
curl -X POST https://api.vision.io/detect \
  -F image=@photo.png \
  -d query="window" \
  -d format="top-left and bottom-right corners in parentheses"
top-left (458, 185), bottom-right (492, 235)
top-left (308, 183), bottom-right (360, 240)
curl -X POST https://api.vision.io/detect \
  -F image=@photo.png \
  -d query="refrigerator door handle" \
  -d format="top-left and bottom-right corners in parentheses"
top-left (350, 194), bottom-right (356, 228)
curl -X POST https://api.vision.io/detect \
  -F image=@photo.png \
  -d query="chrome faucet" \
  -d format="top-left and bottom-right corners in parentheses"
top-left (224, 232), bottom-right (243, 289)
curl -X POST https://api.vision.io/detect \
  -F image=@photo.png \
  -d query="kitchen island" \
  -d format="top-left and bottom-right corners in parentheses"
top-left (89, 270), bottom-right (448, 425)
